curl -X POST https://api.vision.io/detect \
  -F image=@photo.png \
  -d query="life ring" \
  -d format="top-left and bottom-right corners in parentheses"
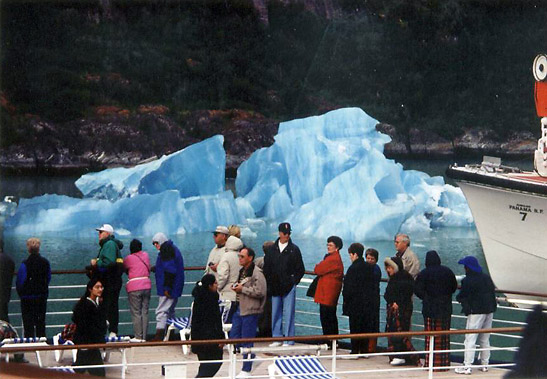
top-left (533, 54), bottom-right (547, 81)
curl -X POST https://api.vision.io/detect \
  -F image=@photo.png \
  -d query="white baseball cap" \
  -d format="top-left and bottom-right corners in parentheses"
top-left (95, 224), bottom-right (114, 234)
top-left (213, 226), bottom-right (230, 235)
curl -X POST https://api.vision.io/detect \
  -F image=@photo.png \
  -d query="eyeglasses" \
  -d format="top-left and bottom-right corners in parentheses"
top-left (213, 232), bottom-right (219, 237)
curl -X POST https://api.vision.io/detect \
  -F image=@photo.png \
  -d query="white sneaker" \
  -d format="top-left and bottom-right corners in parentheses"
top-left (455, 366), bottom-right (472, 375)
top-left (282, 342), bottom-right (292, 347)
top-left (390, 358), bottom-right (406, 366)
top-left (269, 342), bottom-right (283, 347)
top-left (480, 367), bottom-right (489, 372)
top-left (108, 332), bottom-right (117, 338)
top-left (236, 371), bottom-right (252, 378)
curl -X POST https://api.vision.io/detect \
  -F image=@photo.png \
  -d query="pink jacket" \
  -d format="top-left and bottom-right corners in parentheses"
top-left (123, 251), bottom-right (152, 293)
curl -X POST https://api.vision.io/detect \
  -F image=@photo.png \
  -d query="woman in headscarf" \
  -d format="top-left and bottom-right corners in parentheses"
top-left (191, 274), bottom-right (225, 377)
top-left (72, 277), bottom-right (107, 376)
top-left (384, 256), bottom-right (420, 367)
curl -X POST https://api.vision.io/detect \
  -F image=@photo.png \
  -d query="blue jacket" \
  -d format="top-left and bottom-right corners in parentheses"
top-left (456, 270), bottom-right (497, 315)
top-left (155, 240), bottom-right (184, 298)
top-left (16, 253), bottom-right (51, 299)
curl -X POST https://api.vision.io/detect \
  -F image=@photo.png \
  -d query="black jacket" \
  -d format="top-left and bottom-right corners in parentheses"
top-left (414, 251), bottom-right (457, 319)
top-left (342, 257), bottom-right (377, 316)
top-left (190, 284), bottom-right (224, 354)
top-left (263, 238), bottom-right (305, 297)
top-left (384, 258), bottom-right (414, 315)
top-left (456, 270), bottom-right (497, 315)
top-left (16, 253), bottom-right (51, 298)
top-left (72, 297), bottom-right (107, 345)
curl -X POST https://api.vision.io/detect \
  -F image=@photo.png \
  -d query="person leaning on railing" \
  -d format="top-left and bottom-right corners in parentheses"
top-left (414, 250), bottom-right (457, 371)
top-left (16, 237), bottom-right (51, 339)
top-left (342, 242), bottom-right (377, 358)
top-left (123, 239), bottom-right (151, 341)
top-left (455, 256), bottom-right (497, 375)
top-left (313, 236), bottom-right (344, 344)
top-left (383, 256), bottom-right (421, 367)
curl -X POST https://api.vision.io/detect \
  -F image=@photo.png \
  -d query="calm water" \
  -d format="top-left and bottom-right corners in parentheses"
top-left (0, 158), bottom-right (526, 362)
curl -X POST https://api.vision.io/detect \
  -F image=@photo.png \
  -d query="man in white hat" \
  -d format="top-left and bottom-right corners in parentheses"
top-left (204, 226), bottom-right (229, 278)
top-left (91, 224), bottom-right (124, 337)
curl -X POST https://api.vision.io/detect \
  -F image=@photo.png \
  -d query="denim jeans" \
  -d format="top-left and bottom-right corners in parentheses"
top-left (229, 306), bottom-right (259, 372)
top-left (271, 285), bottom-right (296, 344)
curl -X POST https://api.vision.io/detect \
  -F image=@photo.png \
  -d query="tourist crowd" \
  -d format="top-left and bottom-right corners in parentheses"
top-left (0, 222), bottom-right (499, 377)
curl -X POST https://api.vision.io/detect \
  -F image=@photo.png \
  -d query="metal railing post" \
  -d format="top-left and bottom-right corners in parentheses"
top-left (331, 339), bottom-right (337, 377)
top-left (428, 335), bottom-right (434, 379)
top-left (229, 344), bottom-right (237, 379)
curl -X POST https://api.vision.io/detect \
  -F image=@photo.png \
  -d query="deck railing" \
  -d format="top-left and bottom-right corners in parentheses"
top-left (4, 266), bottom-right (544, 377)
top-left (1, 327), bottom-right (524, 379)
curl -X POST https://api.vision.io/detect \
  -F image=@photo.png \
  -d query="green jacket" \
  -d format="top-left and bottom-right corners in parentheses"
top-left (97, 235), bottom-right (123, 268)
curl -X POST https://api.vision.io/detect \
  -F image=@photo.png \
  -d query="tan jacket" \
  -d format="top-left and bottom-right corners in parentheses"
top-left (217, 236), bottom-right (243, 301)
top-left (400, 247), bottom-right (420, 279)
top-left (238, 264), bottom-right (267, 316)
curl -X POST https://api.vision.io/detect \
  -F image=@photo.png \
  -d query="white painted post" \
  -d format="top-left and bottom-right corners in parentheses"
top-left (428, 335), bottom-right (435, 379)
top-left (331, 339), bottom-right (337, 377)
top-left (230, 345), bottom-right (237, 379)
top-left (121, 348), bottom-right (127, 379)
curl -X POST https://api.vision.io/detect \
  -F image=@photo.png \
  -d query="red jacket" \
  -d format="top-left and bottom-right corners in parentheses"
top-left (313, 251), bottom-right (344, 307)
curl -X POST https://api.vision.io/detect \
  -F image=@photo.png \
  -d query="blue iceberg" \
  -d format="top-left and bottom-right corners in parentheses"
top-left (5, 108), bottom-right (472, 240)
top-left (235, 108), bottom-right (473, 240)
top-left (6, 190), bottom-right (241, 237)
top-left (76, 136), bottom-right (225, 200)
top-left (6, 135), bottom-right (240, 236)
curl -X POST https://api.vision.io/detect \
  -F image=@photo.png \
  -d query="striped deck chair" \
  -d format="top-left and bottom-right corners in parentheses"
top-left (165, 302), bottom-right (193, 354)
top-left (53, 332), bottom-right (78, 363)
top-left (49, 366), bottom-right (76, 374)
top-left (103, 335), bottom-right (131, 362)
top-left (0, 337), bottom-right (48, 367)
top-left (268, 355), bottom-right (338, 379)
top-left (219, 299), bottom-right (232, 339)
top-left (165, 300), bottom-right (231, 355)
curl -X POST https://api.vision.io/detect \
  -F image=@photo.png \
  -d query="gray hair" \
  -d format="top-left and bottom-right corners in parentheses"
top-left (395, 233), bottom-right (410, 244)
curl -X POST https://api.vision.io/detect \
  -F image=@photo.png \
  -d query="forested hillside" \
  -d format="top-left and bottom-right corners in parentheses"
top-left (2, 0), bottom-right (546, 154)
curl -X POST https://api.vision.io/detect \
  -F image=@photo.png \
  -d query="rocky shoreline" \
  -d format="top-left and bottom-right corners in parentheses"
top-left (0, 111), bottom-right (537, 177)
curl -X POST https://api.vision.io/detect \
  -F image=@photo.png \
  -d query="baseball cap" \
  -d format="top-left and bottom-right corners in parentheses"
top-left (278, 222), bottom-right (291, 234)
top-left (95, 224), bottom-right (114, 234)
top-left (213, 226), bottom-right (229, 235)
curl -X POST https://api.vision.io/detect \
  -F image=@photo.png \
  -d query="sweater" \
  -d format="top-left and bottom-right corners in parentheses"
top-left (123, 251), bottom-right (152, 293)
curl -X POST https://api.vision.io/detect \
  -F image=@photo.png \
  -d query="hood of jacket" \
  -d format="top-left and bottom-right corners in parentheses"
top-left (99, 235), bottom-right (124, 250)
top-left (425, 250), bottom-right (441, 268)
top-left (225, 235), bottom-right (243, 252)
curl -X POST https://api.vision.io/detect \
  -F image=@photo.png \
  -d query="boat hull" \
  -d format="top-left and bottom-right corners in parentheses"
top-left (457, 181), bottom-right (547, 304)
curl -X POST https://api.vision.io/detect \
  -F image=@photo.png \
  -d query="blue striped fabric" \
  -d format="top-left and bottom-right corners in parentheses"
top-left (275, 355), bottom-right (335, 379)
top-left (49, 367), bottom-right (76, 374)
top-left (166, 316), bottom-right (190, 330)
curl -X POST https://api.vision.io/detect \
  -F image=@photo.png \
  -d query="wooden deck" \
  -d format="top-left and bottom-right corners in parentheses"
top-left (6, 342), bottom-right (510, 378)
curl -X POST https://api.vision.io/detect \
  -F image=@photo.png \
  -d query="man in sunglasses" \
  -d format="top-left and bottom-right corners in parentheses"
top-left (205, 226), bottom-right (229, 279)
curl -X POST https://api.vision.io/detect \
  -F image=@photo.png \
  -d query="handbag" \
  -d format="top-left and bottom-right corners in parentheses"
top-left (306, 276), bottom-right (319, 298)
